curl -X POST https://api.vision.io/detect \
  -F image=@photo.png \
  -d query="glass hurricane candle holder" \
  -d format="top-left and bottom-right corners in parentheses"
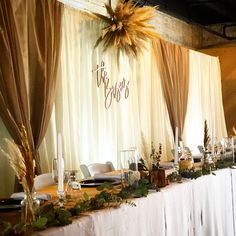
top-left (120, 148), bottom-right (140, 187)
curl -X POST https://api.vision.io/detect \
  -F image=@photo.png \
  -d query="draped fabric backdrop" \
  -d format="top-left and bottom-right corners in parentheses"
top-left (183, 50), bottom-right (227, 152)
top-left (37, 6), bottom-right (227, 175)
top-left (152, 39), bottom-right (190, 140)
top-left (39, 7), bottom-right (174, 176)
top-left (0, 3), bottom-right (227, 197)
top-left (0, 0), bottom-right (63, 194)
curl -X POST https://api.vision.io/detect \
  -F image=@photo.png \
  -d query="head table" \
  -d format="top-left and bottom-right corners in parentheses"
top-left (30, 168), bottom-right (236, 236)
top-left (1, 168), bottom-right (236, 236)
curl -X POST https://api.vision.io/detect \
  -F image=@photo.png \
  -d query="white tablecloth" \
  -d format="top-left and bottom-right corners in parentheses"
top-left (161, 181), bottom-right (193, 236)
top-left (192, 169), bottom-right (234, 236)
top-left (35, 168), bottom-right (236, 236)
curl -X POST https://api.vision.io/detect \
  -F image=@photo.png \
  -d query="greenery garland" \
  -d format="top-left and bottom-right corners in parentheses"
top-left (167, 159), bottom-right (235, 183)
top-left (1, 159), bottom-right (235, 235)
top-left (0, 179), bottom-right (150, 235)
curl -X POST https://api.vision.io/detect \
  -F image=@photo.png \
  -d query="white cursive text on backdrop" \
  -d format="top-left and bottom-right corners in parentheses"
top-left (92, 61), bottom-right (130, 109)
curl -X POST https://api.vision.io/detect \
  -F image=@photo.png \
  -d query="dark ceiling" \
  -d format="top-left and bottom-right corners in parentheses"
top-left (134, 0), bottom-right (236, 40)
top-left (145, 0), bottom-right (236, 25)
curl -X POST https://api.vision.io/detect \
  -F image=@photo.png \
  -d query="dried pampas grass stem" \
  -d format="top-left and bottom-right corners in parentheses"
top-left (1, 138), bottom-right (26, 182)
top-left (0, 125), bottom-right (34, 191)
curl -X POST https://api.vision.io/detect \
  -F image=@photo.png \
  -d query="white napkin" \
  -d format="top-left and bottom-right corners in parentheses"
top-left (93, 173), bottom-right (122, 180)
top-left (11, 192), bottom-right (51, 201)
top-left (159, 162), bottom-right (174, 168)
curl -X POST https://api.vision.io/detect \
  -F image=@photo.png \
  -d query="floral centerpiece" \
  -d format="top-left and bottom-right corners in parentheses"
top-left (140, 134), bottom-right (167, 187)
top-left (202, 120), bottom-right (216, 173)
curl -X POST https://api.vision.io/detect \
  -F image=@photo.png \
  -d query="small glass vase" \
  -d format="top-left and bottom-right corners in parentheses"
top-left (21, 189), bottom-right (40, 226)
top-left (120, 148), bottom-right (140, 187)
top-left (202, 152), bottom-right (215, 174)
top-left (66, 170), bottom-right (81, 199)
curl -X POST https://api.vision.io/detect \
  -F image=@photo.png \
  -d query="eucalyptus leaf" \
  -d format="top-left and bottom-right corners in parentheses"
top-left (83, 192), bottom-right (89, 201)
top-left (34, 217), bottom-right (48, 230)
top-left (55, 208), bottom-right (72, 226)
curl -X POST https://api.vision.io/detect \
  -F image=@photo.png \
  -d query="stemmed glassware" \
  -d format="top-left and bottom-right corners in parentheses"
top-left (52, 157), bottom-right (65, 206)
top-left (66, 170), bottom-right (81, 199)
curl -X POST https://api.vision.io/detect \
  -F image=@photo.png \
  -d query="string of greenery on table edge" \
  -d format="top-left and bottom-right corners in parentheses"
top-left (0, 159), bottom-right (235, 236)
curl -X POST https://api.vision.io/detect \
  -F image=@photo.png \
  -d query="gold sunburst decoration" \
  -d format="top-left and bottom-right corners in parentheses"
top-left (94, 0), bottom-right (159, 58)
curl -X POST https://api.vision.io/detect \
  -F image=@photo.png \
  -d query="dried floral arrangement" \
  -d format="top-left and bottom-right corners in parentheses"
top-left (0, 126), bottom-right (36, 224)
top-left (141, 133), bottom-right (161, 171)
top-left (150, 142), bottom-right (162, 170)
top-left (94, 0), bottom-right (159, 59)
top-left (1, 126), bottom-right (34, 191)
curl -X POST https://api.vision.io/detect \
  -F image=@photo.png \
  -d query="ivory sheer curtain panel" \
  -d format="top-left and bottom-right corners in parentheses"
top-left (0, 0), bottom-right (63, 196)
top-left (183, 50), bottom-right (227, 152)
top-left (39, 7), bottom-right (174, 175)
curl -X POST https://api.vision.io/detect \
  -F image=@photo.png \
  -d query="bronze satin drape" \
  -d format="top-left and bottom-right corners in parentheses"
top-left (0, 0), bottom-right (63, 174)
top-left (152, 39), bottom-right (190, 140)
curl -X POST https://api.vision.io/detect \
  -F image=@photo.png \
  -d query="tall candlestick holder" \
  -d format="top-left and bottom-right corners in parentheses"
top-left (173, 162), bottom-right (179, 172)
top-left (55, 190), bottom-right (66, 208)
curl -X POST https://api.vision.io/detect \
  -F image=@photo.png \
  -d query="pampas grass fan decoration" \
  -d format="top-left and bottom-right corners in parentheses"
top-left (94, 0), bottom-right (159, 59)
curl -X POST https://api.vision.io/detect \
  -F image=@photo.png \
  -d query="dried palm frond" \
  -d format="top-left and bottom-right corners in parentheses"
top-left (157, 143), bottom-right (162, 159)
top-left (94, 0), bottom-right (159, 59)
top-left (203, 120), bottom-right (210, 151)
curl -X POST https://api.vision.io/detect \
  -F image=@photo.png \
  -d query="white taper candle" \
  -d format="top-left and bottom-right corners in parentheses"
top-left (232, 137), bottom-right (235, 163)
top-left (174, 127), bottom-right (179, 165)
top-left (57, 133), bottom-right (64, 193)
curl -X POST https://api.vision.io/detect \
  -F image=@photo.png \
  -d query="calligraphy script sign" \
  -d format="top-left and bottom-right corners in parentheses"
top-left (92, 61), bottom-right (130, 109)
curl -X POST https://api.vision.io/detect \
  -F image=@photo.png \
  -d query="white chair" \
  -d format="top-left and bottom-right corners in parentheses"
top-left (198, 145), bottom-right (205, 154)
top-left (34, 173), bottom-right (55, 191)
top-left (80, 162), bottom-right (115, 178)
top-left (80, 164), bottom-right (91, 178)
top-left (105, 161), bottom-right (115, 171)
